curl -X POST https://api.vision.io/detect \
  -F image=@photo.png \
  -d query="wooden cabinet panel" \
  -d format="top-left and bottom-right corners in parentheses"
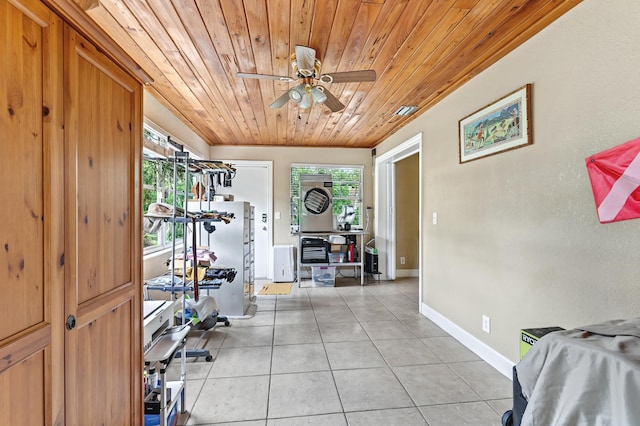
top-left (2, 1), bottom-right (142, 424)
top-left (72, 42), bottom-right (134, 304)
top-left (64, 25), bottom-right (142, 425)
top-left (1, 0), bottom-right (46, 341)
top-left (0, 350), bottom-right (46, 425)
top-left (74, 300), bottom-right (133, 425)
top-left (1, 0), bottom-right (65, 424)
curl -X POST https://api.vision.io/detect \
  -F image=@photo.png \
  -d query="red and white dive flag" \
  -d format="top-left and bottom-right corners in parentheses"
top-left (585, 137), bottom-right (640, 223)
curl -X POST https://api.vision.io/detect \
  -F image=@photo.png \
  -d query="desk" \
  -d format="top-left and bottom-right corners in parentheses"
top-left (145, 324), bottom-right (190, 363)
top-left (296, 231), bottom-right (368, 286)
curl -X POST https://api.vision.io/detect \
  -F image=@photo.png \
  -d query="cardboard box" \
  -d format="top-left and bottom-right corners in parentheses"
top-left (520, 326), bottom-right (564, 359)
top-left (213, 194), bottom-right (234, 202)
top-left (244, 282), bottom-right (254, 296)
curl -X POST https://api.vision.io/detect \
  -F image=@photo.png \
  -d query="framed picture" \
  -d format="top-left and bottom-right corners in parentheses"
top-left (459, 84), bottom-right (532, 163)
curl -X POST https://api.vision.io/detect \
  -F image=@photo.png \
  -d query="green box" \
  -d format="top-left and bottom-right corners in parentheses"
top-left (520, 327), bottom-right (564, 359)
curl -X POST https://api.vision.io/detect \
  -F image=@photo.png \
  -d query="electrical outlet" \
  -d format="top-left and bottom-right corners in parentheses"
top-left (482, 315), bottom-right (491, 334)
top-left (400, 256), bottom-right (406, 265)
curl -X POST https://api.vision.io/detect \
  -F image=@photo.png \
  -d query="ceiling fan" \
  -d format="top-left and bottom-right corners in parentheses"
top-left (236, 45), bottom-right (376, 112)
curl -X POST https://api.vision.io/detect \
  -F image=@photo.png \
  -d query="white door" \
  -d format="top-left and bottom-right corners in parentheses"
top-left (224, 161), bottom-right (273, 280)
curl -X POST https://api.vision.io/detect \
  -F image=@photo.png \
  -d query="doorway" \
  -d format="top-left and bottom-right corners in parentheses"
top-left (374, 133), bottom-right (422, 304)
top-left (395, 154), bottom-right (420, 277)
top-left (222, 160), bottom-right (273, 281)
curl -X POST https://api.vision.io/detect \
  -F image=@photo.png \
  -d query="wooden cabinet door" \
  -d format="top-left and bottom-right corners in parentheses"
top-left (63, 25), bottom-right (142, 425)
top-left (0, 0), bottom-right (64, 424)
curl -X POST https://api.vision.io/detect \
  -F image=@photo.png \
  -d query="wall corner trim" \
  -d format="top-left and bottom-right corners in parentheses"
top-left (421, 303), bottom-right (515, 379)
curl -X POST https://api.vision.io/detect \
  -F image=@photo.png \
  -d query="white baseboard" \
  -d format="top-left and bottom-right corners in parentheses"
top-left (396, 269), bottom-right (419, 277)
top-left (421, 302), bottom-right (514, 379)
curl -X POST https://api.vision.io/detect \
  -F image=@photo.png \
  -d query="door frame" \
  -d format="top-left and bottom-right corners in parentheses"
top-left (223, 160), bottom-right (273, 280)
top-left (374, 133), bottom-right (422, 295)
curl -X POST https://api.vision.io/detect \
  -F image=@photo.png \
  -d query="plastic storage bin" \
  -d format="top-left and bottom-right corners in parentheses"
top-left (311, 266), bottom-right (336, 286)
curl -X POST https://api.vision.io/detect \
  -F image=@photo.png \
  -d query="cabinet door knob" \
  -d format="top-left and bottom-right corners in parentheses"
top-left (66, 315), bottom-right (76, 330)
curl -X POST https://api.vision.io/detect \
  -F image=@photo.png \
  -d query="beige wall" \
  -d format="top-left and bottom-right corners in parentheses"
top-left (143, 91), bottom-right (210, 159)
top-left (376, 0), bottom-right (640, 362)
top-left (208, 146), bottom-right (373, 247)
top-left (395, 154), bottom-right (419, 270)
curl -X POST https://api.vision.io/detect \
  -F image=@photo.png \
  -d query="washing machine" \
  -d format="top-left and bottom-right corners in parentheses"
top-left (300, 174), bottom-right (334, 232)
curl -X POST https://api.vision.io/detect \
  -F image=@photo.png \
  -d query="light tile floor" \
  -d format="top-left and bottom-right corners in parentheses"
top-left (168, 277), bottom-right (513, 426)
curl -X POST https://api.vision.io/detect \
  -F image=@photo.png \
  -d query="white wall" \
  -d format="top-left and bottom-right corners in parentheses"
top-left (376, 0), bottom-right (640, 362)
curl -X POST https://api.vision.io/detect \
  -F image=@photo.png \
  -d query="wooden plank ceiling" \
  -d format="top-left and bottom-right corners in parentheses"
top-left (83, 0), bottom-right (581, 148)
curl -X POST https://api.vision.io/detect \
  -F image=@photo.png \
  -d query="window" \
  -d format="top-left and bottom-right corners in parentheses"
top-left (142, 123), bottom-right (193, 254)
top-left (142, 158), bottom-right (187, 253)
top-left (290, 164), bottom-right (363, 233)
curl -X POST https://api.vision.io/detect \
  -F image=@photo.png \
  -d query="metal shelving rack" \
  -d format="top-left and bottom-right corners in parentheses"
top-left (143, 151), bottom-right (236, 425)
top-left (144, 324), bottom-right (189, 426)
top-left (296, 230), bottom-right (369, 287)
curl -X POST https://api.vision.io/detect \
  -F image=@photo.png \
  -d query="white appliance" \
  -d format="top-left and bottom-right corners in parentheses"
top-left (189, 201), bottom-right (254, 316)
top-left (273, 244), bottom-right (295, 282)
top-left (300, 174), bottom-right (334, 232)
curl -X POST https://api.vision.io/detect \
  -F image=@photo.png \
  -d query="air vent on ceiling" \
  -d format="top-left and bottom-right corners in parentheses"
top-left (393, 105), bottom-right (418, 116)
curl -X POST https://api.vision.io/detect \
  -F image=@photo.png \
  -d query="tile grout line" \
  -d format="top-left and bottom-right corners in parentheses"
top-left (315, 288), bottom-right (349, 421)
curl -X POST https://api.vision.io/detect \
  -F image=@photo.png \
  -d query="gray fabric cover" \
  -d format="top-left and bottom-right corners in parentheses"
top-left (516, 318), bottom-right (640, 426)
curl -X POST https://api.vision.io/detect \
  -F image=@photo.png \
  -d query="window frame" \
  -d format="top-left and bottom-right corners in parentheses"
top-left (142, 122), bottom-right (199, 256)
top-left (290, 163), bottom-right (364, 234)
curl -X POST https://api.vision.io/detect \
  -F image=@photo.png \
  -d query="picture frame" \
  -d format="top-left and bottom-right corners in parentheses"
top-left (459, 84), bottom-right (532, 163)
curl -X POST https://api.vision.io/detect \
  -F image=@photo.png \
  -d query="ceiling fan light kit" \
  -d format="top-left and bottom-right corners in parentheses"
top-left (310, 86), bottom-right (327, 104)
top-left (298, 94), bottom-right (312, 109)
top-left (288, 84), bottom-right (305, 102)
top-left (237, 45), bottom-right (376, 113)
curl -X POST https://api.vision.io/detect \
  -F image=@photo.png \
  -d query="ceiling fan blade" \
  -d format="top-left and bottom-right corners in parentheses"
top-left (295, 45), bottom-right (316, 76)
top-left (269, 92), bottom-right (291, 108)
top-left (236, 72), bottom-right (295, 82)
top-left (321, 87), bottom-right (345, 112)
top-left (319, 70), bottom-right (377, 84)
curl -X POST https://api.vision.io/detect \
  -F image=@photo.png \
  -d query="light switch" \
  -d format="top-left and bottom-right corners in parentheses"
top-left (274, 211), bottom-right (281, 220)
top-left (432, 212), bottom-right (438, 225)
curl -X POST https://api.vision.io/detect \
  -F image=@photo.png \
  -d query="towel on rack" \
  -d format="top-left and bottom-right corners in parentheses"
top-left (185, 295), bottom-right (218, 321)
top-left (186, 266), bottom-right (208, 282)
top-left (185, 247), bottom-right (218, 265)
top-left (143, 216), bottom-right (163, 234)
